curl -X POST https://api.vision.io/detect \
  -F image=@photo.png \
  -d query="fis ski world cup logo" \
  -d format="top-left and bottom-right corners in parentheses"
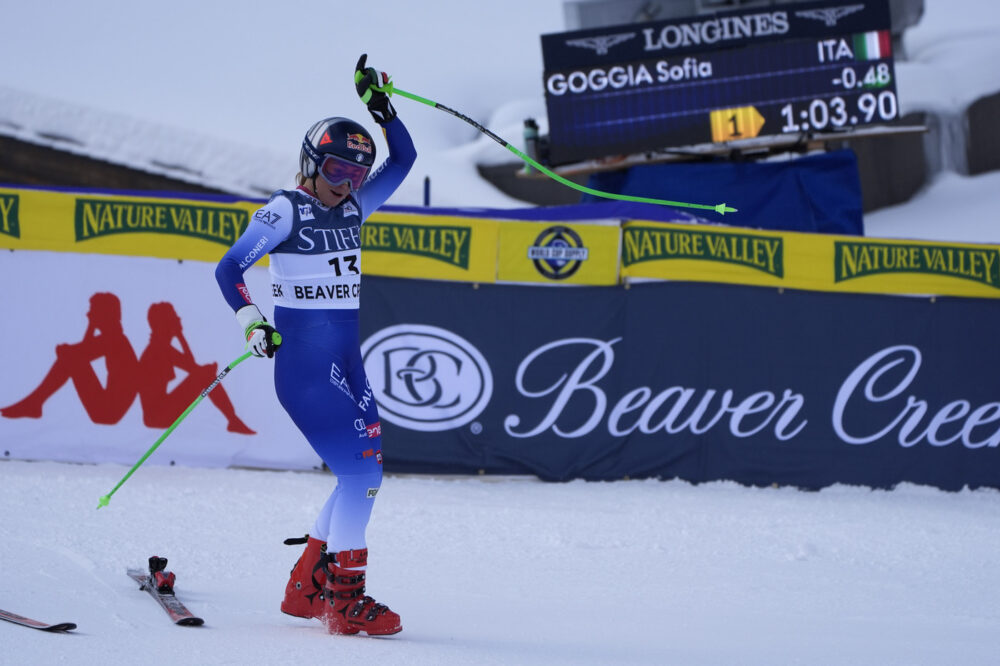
top-left (360, 324), bottom-right (493, 432)
top-left (528, 225), bottom-right (589, 280)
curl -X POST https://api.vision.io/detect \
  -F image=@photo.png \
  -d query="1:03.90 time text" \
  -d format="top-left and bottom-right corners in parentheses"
top-left (780, 90), bottom-right (898, 133)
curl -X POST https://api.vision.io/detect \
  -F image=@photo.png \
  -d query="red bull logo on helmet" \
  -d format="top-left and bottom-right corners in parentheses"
top-left (347, 133), bottom-right (372, 154)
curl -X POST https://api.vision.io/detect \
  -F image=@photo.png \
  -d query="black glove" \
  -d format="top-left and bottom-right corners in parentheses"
top-left (355, 53), bottom-right (397, 125)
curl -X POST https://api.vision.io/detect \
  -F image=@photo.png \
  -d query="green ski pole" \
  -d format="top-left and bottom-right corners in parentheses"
top-left (373, 82), bottom-right (736, 216)
top-left (97, 349), bottom-right (258, 509)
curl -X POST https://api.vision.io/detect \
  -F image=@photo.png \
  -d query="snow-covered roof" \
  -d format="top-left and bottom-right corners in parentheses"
top-left (0, 85), bottom-right (290, 198)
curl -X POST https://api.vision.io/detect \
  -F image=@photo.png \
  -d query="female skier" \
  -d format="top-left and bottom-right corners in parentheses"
top-left (214, 55), bottom-right (414, 636)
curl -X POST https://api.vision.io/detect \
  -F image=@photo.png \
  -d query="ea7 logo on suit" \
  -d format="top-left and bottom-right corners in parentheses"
top-left (253, 209), bottom-right (281, 227)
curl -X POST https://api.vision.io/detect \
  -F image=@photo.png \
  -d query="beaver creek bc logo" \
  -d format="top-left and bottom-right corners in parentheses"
top-left (528, 226), bottom-right (589, 280)
top-left (360, 324), bottom-right (493, 432)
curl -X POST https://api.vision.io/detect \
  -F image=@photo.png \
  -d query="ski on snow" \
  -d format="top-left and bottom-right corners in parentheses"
top-left (0, 608), bottom-right (76, 632)
top-left (127, 556), bottom-right (204, 626)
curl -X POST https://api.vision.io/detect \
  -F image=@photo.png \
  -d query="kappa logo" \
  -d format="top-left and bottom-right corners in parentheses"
top-left (298, 204), bottom-right (315, 221)
top-left (795, 4), bottom-right (865, 26)
top-left (361, 324), bottom-right (493, 432)
top-left (0, 292), bottom-right (255, 434)
top-left (527, 226), bottom-right (589, 280)
top-left (566, 32), bottom-right (636, 55)
top-left (254, 209), bottom-right (281, 227)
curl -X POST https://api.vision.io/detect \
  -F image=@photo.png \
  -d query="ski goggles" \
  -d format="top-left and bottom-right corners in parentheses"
top-left (318, 154), bottom-right (370, 192)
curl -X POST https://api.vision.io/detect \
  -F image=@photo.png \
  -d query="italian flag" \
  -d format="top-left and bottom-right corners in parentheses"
top-left (853, 30), bottom-right (892, 60)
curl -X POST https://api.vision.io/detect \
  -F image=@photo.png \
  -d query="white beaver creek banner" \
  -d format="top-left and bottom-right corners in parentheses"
top-left (352, 275), bottom-right (1000, 490)
top-left (0, 250), bottom-right (322, 471)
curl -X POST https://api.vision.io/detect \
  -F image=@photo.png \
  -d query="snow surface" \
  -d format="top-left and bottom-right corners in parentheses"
top-left (3, 2), bottom-right (1000, 663)
top-left (2, 461), bottom-right (1000, 665)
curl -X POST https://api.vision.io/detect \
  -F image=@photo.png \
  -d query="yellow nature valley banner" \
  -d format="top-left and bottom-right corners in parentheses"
top-left (621, 220), bottom-right (1000, 299)
top-left (0, 187), bottom-right (499, 282)
top-left (5, 185), bottom-right (1000, 298)
top-left (496, 220), bottom-right (620, 285)
top-left (0, 186), bottom-right (260, 263)
top-left (362, 211), bottom-right (499, 283)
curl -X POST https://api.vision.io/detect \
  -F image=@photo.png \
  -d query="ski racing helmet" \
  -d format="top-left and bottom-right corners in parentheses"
top-left (299, 117), bottom-right (376, 192)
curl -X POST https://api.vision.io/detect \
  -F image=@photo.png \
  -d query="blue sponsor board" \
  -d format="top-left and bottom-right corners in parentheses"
top-left (585, 150), bottom-right (864, 235)
top-left (540, 0), bottom-right (896, 164)
top-left (361, 277), bottom-right (1000, 490)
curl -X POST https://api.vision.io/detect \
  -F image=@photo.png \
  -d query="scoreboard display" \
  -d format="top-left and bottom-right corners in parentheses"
top-left (541, 0), bottom-right (899, 165)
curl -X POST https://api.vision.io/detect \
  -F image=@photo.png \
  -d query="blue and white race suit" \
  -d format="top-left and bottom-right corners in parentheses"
top-left (215, 117), bottom-right (415, 552)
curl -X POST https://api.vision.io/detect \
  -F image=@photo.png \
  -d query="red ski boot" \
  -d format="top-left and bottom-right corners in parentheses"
top-left (280, 535), bottom-right (328, 619)
top-left (321, 548), bottom-right (401, 636)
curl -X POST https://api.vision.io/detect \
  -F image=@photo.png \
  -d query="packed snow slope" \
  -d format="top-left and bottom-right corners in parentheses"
top-left (1, 461), bottom-right (999, 665)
